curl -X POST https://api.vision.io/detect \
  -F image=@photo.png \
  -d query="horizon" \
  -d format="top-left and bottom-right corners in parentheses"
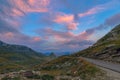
top-left (0, 0), bottom-right (120, 54)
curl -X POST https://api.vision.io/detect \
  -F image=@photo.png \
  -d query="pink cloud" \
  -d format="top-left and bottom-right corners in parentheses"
top-left (37, 27), bottom-right (94, 45)
top-left (12, 8), bottom-right (25, 17)
top-left (54, 35), bottom-right (67, 42)
top-left (4, 32), bottom-right (14, 38)
top-left (67, 22), bottom-right (79, 30)
top-left (7, 20), bottom-right (21, 29)
top-left (76, 31), bottom-right (93, 40)
top-left (0, 31), bottom-right (41, 48)
top-left (53, 13), bottom-right (74, 24)
top-left (32, 37), bottom-right (41, 42)
top-left (36, 28), bottom-right (94, 51)
top-left (42, 28), bottom-right (75, 38)
top-left (78, 0), bottom-right (117, 18)
top-left (79, 7), bottom-right (104, 17)
top-left (10, 0), bottom-right (50, 16)
top-left (53, 13), bottom-right (79, 30)
top-left (29, 0), bottom-right (35, 5)
top-left (52, 31), bottom-right (75, 43)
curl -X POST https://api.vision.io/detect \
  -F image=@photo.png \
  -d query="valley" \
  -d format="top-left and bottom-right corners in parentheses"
top-left (0, 0), bottom-right (120, 80)
top-left (0, 24), bottom-right (120, 80)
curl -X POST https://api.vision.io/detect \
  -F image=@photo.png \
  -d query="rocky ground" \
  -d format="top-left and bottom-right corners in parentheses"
top-left (0, 67), bottom-right (119, 79)
top-left (0, 68), bottom-right (120, 80)
top-left (98, 66), bottom-right (120, 80)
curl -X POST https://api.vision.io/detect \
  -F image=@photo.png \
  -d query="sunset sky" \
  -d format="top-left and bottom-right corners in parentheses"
top-left (0, 0), bottom-right (120, 53)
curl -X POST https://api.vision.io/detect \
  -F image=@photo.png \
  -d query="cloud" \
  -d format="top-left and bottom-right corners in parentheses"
top-left (0, 0), bottom-right (120, 53)
top-left (0, 18), bottom-right (18, 33)
top-left (32, 37), bottom-right (41, 42)
top-left (54, 13), bottom-right (120, 50)
top-left (0, 13), bottom-right (42, 49)
top-left (0, 29), bottom-right (43, 50)
top-left (78, 0), bottom-right (120, 18)
top-left (80, 13), bottom-right (120, 42)
top-left (79, 7), bottom-right (104, 17)
top-left (53, 13), bottom-right (79, 30)
top-left (37, 12), bottom-right (116, 51)
top-left (0, 0), bottom-right (50, 19)
top-left (65, 40), bottom-right (94, 48)
top-left (7, 0), bottom-right (50, 17)
top-left (95, 13), bottom-right (120, 31)
top-left (58, 13), bottom-right (120, 50)
top-left (53, 13), bottom-right (74, 24)
top-left (66, 22), bottom-right (79, 30)
top-left (36, 27), bottom-right (94, 51)
top-left (39, 12), bottom-right (79, 31)
top-left (4, 32), bottom-right (14, 38)
top-left (105, 13), bottom-right (120, 26)
top-left (0, 0), bottom-right (57, 52)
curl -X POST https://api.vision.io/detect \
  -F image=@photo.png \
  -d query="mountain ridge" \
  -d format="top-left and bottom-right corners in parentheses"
top-left (72, 24), bottom-right (120, 63)
top-left (0, 40), bottom-right (46, 73)
top-left (0, 40), bottom-right (45, 57)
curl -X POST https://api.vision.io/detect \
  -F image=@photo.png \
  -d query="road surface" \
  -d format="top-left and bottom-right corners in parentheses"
top-left (81, 57), bottom-right (120, 73)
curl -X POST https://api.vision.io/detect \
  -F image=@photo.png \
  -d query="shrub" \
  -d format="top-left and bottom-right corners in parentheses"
top-left (41, 74), bottom-right (55, 80)
top-left (1, 76), bottom-right (20, 80)
top-left (26, 74), bottom-right (41, 79)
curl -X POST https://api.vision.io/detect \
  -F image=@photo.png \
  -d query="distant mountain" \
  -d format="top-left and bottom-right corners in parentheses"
top-left (73, 24), bottom-right (120, 63)
top-left (49, 52), bottom-right (56, 58)
top-left (0, 40), bottom-right (44, 57)
top-left (44, 52), bottom-right (71, 56)
top-left (0, 40), bottom-right (46, 73)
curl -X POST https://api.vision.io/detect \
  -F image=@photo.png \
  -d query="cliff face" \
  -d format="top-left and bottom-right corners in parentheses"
top-left (73, 24), bottom-right (120, 63)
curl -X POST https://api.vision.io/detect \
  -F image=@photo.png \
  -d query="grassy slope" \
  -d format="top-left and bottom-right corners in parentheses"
top-left (0, 41), bottom-right (48, 73)
top-left (72, 24), bottom-right (120, 63)
top-left (0, 57), bottom-right (23, 73)
top-left (35, 56), bottom-right (105, 80)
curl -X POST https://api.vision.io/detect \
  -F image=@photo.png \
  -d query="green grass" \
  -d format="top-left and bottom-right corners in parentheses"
top-left (37, 56), bottom-right (101, 80)
top-left (1, 76), bottom-right (21, 80)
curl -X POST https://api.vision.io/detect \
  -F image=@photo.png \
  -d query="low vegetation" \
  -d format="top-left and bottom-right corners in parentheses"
top-left (1, 76), bottom-right (21, 80)
top-left (35, 56), bottom-right (105, 80)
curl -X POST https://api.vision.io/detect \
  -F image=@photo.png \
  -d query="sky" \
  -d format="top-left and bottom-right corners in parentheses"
top-left (0, 0), bottom-right (120, 53)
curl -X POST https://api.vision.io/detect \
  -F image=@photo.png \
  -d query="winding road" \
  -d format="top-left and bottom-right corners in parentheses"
top-left (81, 57), bottom-right (120, 73)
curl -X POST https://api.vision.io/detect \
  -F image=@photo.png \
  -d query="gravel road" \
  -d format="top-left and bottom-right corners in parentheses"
top-left (81, 57), bottom-right (120, 80)
top-left (81, 57), bottom-right (120, 73)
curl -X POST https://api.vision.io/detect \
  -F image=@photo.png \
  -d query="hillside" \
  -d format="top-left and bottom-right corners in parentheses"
top-left (0, 40), bottom-right (46, 73)
top-left (73, 24), bottom-right (120, 63)
top-left (34, 56), bottom-right (110, 80)
top-left (0, 40), bottom-right (45, 57)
